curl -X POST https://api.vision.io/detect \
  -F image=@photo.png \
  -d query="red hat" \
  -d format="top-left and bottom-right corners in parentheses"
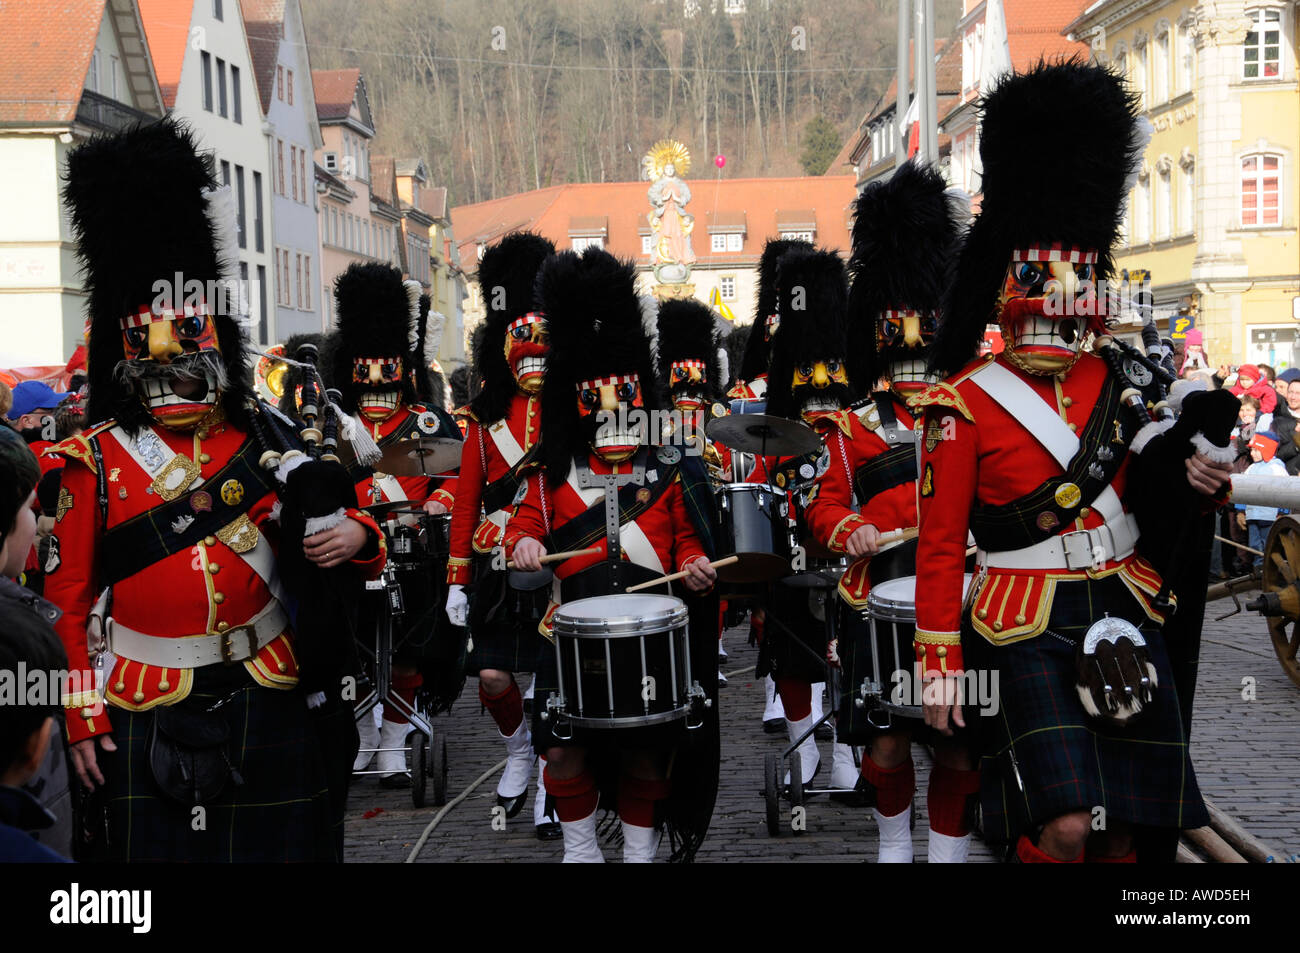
top-left (1249, 431), bottom-right (1279, 460)
top-left (1238, 364), bottom-right (1261, 384)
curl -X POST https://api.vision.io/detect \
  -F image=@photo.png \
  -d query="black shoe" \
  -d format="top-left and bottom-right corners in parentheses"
top-left (763, 717), bottom-right (784, 734)
top-left (814, 722), bottom-right (834, 741)
top-left (379, 772), bottom-right (408, 789)
top-left (535, 821), bottom-right (562, 841)
top-left (497, 790), bottom-right (529, 819)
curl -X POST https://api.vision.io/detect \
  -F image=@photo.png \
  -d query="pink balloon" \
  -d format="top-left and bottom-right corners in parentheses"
top-left (714, 155), bottom-right (726, 168)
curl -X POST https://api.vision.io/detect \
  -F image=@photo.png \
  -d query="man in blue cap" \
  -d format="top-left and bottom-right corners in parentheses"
top-left (6, 382), bottom-right (66, 445)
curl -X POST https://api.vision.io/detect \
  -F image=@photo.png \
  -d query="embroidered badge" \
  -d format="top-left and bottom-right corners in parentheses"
top-left (220, 479), bottom-right (245, 506)
top-left (150, 454), bottom-right (201, 502)
top-left (711, 402), bottom-right (727, 418)
top-left (1054, 482), bottom-right (1082, 509)
top-left (920, 463), bottom-right (934, 497)
top-left (119, 487), bottom-right (128, 500)
top-left (815, 447), bottom-right (830, 478)
top-left (924, 417), bottom-right (946, 453)
top-left (775, 472), bottom-right (787, 488)
top-left (1096, 446), bottom-right (1114, 462)
top-left (216, 513), bottom-right (258, 554)
top-left (636, 487), bottom-right (652, 504)
top-left (190, 490), bottom-right (213, 513)
top-left (799, 463), bottom-right (815, 480)
top-left (416, 411), bottom-right (441, 435)
top-left (171, 514), bottom-right (196, 535)
top-left (108, 467), bottom-right (121, 483)
top-left (1088, 462), bottom-right (1105, 481)
top-left (133, 430), bottom-right (168, 471)
top-left (56, 487), bottom-right (73, 522)
top-left (1036, 511), bottom-right (1060, 531)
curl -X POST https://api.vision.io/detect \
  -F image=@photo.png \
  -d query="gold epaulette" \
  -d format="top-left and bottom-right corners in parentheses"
top-left (43, 420), bottom-right (116, 474)
top-left (453, 403), bottom-right (477, 421)
top-left (854, 402), bottom-right (881, 432)
top-left (909, 383), bottom-right (974, 423)
top-left (818, 408), bottom-right (857, 438)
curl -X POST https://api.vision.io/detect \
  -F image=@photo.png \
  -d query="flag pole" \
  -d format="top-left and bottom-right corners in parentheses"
top-left (895, 0), bottom-right (910, 163)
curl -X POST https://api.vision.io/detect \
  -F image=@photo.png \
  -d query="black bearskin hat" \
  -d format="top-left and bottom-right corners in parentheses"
top-left (276, 331), bottom-right (335, 419)
top-left (470, 231), bottom-right (555, 424)
top-left (765, 247), bottom-right (851, 421)
top-left (415, 292), bottom-right (448, 409)
top-left (63, 117), bottom-right (256, 431)
top-left (536, 248), bottom-right (660, 478)
top-left (449, 364), bottom-right (477, 410)
top-left (846, 160), bottom-right (966, 387)
top-left (329, 262), bottom-right (420, 414)
top-left (930, 59), bottom-right (1144, 375)
top-left (655, 298), bottom-right (725, 398)
top-left (738, 237), bottom-right (813, 382)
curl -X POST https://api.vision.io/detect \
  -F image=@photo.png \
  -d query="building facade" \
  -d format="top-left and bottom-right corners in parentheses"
top-left (0, 0), bottom-right (164, 364)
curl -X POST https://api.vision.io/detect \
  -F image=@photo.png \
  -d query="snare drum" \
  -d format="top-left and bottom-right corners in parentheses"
top-left (715, 483), bottom-right (792, 583)
top-left (837, 573), bottom-right (973, 740)
top-left (545, 594), bottom-right (709, 737)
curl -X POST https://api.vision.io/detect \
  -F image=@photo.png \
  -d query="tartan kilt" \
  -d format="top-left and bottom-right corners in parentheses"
top-left (466, 559), bottom-right (549, 674)
top-left (964, 574), bottom-right (1207, 846)
top-left (755, 579), bottom-right (831, 684)
top-left (102, 665), bottom-right (337, 863)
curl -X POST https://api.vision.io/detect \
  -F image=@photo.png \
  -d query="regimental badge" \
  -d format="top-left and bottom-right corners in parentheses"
top-left (190, 490), bottom-right (213, 513)
top-left (657, 445), bottom-right (682, 465)
top-left (636, 487), bottom-right (652, 504)
top-left (56, 487), bottom-right (73, 522)
top-left (151, 454), bottom-right (201, 502)
top-left (1096, 446), bottom-right (1114, 462)
top-left (774, 472), bottom-right (787, 488)
top-left (1111, 419), bottom-right (1125, 445)
top-left (1037, 511), bottom-right (1060, 531)
top-left (216, 513), bottom-right (258, 554)
top-left (133, 429), bottom-right (169, 471)
top-left (1054, 482), bottom-right (1082, 509)
top-left (417, 411), bottom-right (441, 435)
top-left (108, 467), bottom-right (121, 483)
top-left (815, 447), bottom-right (830, 478)
top-left (513, 482), bottom-right (528, 506)
top-left (711, 402), bottom-right (727, 418)
top-left (799, 463), bottom-right (815, 480)
top-left (170, 514), bottom-right (195, 535)
top-left (1088, 462), bottom-right (1105, 481)
top-left (925, 417), bottom-right (946, 453)
top-left (220, 479), bottom-right (244, 506)
top-left (1122, 356), bottom-right (1153, 387)
top-left (920, 463), bottom-right (934, 498)
top-left (43, 535), bottom-right (60, 574)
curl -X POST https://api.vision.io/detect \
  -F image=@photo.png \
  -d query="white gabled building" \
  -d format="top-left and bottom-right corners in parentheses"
top-left (244, 0), bottom-right (324, 340)
top-left (139, 0), bottom-right (276, 346)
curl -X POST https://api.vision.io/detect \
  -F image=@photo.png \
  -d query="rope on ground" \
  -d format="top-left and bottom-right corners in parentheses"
top-left (1202, 636), bottom-right (1277, 661)
top-left (405, 758), bottom-right (507, 863)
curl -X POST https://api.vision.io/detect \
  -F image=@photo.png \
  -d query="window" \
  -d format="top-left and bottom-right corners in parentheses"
top-left (331, 207), bottom-right (338, 246)
top-left (778, 230), bottom-right (814, 242)
top-left (571, 236), bottom-right (603, 251)
top-left (277, 140), bottom-right (285, 196)
top-left (290, 146), bottom-right (298, 202)
top-left (86, 49), bottom-right (100, 92)
top-left (299, 150), bottom-right (307, 205)
top-left (1156, 161), bottom-right (1172, 240)
top-left (641, 234), bottom-right (653, 255)
top-left (1244, 8), bottom-right (1281, 78)
top-left (220, 159), bottom-right (231, 187)
top-left (253, 172), bottom-right (264, 252)
top-left (1134, 173), bottom-right (1150, 244)
top-left (295, 253), bottom-right (302, 309)
top-left (1154, 27), bottom-right (1169, 104)
top-left (1241, 153), bottom-right (1281, 226)
top-left (1179, 160), bottom-right (1194, 235)
top-left (726, 233), bottom-right (742, 251)
top-left (232, 65), bottom-right (241, 123)
top-left (217, 57), bottom-right (227, 118)
top-left (235, 165), bottom-right (246, 249)
top-left (282, 249), bottom-right (292, 306)
top-left (287, 70), bottom-right (294, 105)
top-left (304, 257), bottom-right (311, 311)
top-left (240, 261), bottom-right (250, 338)
top-left (213, 0), bottom-right (223, 21)
top-left (201, 52), bottom-right (213, 111)
top-left (1176, 20), bottom-right (1194, 94)
top-left (109, 55), bottom-right (120, 100)
top-left (719, 275), bottom-right (736, 300)
top-left (711, 233), bottom-right (727, 252)
top-left (257, 264), bottom-right (267, 342)
top-left (277, 66), bottom-right (284, 101)
top-left (1134, 40), bottom-right (1148, 110)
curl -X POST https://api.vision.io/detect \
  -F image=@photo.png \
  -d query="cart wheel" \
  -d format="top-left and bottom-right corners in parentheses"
top-left (788, 752), bottom-right (804, 811)
top-left (764, 753), bottom-right (781, 837)
top-left (409, 730), bottom-right (428, 808)
top-left (430, 728), bottom-right (448, 807)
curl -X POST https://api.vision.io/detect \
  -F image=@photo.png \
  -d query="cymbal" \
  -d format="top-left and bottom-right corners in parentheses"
top-left (706, 413), bottom-right (821, 457)
top-left (377, 437), bottom-right (463, 477)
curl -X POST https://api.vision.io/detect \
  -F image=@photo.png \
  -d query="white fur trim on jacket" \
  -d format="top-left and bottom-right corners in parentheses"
top-left (304, 507), bottom-right (348, 536)
top-left (1130, 418), bottom-right (1175, 455)
top-left (1191, 431), bottom-right (1237, 464)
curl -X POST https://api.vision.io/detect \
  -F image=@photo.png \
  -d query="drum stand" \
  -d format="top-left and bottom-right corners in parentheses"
top-left (353, 559), bottom-right (450, 808)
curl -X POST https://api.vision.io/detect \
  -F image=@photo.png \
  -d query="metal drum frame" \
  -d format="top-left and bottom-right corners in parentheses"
top-left (715, 483), bottom-right (794, 584)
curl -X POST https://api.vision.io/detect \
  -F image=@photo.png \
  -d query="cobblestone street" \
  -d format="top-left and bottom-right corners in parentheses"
top-left (343, 596), bottom-right (1300, 863)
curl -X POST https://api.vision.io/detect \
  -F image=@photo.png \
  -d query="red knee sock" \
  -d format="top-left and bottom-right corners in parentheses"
top-left (619, 775), bottom-right (671, 828)
top-left (382, 671), bottom-right (424, 725)
top-left (1016, 835), bottom-right (1084, 863)
top-left (927, 763), bottom-right (981, 837)
top-left (479, 680), bottom-right (523, 737)
top-left (751, 613), bottom-right (765, 643)
top-left (776, 677), bottom-right (812, 721)
top-left (862, 755), bottom-right (915, 818)
top-left (544, 768), bottom-right (599, 823)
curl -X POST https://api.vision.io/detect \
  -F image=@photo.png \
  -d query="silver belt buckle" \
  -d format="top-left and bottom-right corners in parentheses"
top-left (220, 624), bottom-right (259, 664)
top-left (1060, 529), bottom-right (1097, 571)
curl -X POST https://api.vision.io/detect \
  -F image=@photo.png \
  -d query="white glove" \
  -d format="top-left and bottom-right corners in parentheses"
top-left (445, 584), bottom-right (468, 627)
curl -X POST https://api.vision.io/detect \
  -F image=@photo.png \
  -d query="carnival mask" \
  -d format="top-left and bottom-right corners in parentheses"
top-left (998, 245), bottom-right (1104, 375)
top-left (877, 309), bottom-right (938, 394)
top-left (764, 312), bottom-right (780, 342)
top-left (669, 359), bottom-right (709, 414)
top-left (504, 312), bottom-right (548, 395)
top-left (118, 300), bottom-right (223, 429)
top-left (791, 359), bottom-right (849, 422)
top-left (353, 356), bottom-right (404, 421)
top-left (577, 373), bottom-right (645, 463)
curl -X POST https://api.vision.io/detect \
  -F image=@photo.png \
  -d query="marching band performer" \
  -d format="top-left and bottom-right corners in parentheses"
top-left (47, 118), bottom-right (384, 861)
top-left (915, 61), bottom-right (1227, 863)
top-left (804, 161), bottom-right (979, 862)
top-left (728, 238), bottom-right (811, 402)
top-left (755, 246), bottom-right (853, 785)
top-left (444, 231), bottom-right (559, 837)
top-left (656, 297), bottom-right (732, 480)
top-left (505, 248), bottom-right (720, 862)
top-left (330, 262), bottom-right (461, 782)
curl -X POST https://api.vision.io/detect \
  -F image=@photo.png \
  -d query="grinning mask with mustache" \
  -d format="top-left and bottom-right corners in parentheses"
top-left (877, 309), bottom-right (939, 395)
top-left (117, 300), bottom-right (224, 429)
top-left (998, 245), bottom-right (1106, 376)
top-left (791, 358), bottom-right (851, 423)
top-left (504, 311), bottom-right (548, 394)
top-left (577, 372), bottom-right (645, 463)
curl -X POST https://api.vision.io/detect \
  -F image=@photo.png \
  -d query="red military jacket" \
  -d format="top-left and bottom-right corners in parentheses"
top-left (913, 352), bottom-right (1168, 679)
top-left (804, 396), bottom-right (918, 608)
top-left (446, 392), bottom-right (541, 585)
top-left (503, 453), bottom-right (709, 634)
top-left (353, 402), bottom-right (457, 511)
top-left (726, 374), bottom-right (767, 401)
top-left (45, 416), bottom-right (385, 744)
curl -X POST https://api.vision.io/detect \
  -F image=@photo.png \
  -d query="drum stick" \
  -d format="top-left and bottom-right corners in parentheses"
top-left (625, 555), bottom-right (741, 593)
top-left (875, 527), bottom-right (919, 545)
top-left (505, 545), bottom-right (603, 570)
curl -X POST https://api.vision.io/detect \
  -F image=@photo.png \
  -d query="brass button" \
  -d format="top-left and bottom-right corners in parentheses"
top-left (992, 621), bottom-right (1004, 632)
top-left (409, 432), bottom-right (418, 440)
top-left (216, 621), bottom-right (230, 632)
top-left (277, 662), bottom-right (288, 674)
top-left (916, 646), bottom-right (925, 659)
top-left (1061, 396), bottom-right (1073, 408)
top-left (936, 646), bottom-right (948, 658)
top-left (208, 562), bottom-right (221, 574)
top-left (204, 536), bottom-right (216, 546)
top-left (157, 679), bottom-right (170, 692)
top-left (199, 453), bottom-right (211, 464)
top-left (196, 429), bottom-right (209, 441)
top-left (132, 691), bottom-right (145, 703)
top-left (1014, 613), bottom-right (1027, 625)
top-left (1079, 507), bottom-right (1091, 519)
top-left (213, 592), bottom-right (225, 604)
top-left (527, 426), bottom-right (536, 433)
top-left (1067, 422), bottom-right (1078, 433)
top-left (113, 681), bottom-right (125, 692)
top-left (976, 608), bottom-right (988, 620)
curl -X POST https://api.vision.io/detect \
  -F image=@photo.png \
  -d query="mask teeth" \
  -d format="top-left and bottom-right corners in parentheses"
top-left (594, 425), bottom-right (643, 448)
top-left (1012, 316), bottom-right (1082, 352)
top-left (141, 372), bottom-right (216, 408)
top-left (802, 396), bottom-right (840, 414)
top-left (890, 359), bottom-right (934, 384)
top-left (516, 356), bottom-right (546, 376)
top-left (362, 389), bottom-right (400, 410)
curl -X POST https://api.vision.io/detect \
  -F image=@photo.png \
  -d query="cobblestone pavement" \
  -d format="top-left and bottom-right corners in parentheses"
top-left (343, 596), bottom-right (1300, 863)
